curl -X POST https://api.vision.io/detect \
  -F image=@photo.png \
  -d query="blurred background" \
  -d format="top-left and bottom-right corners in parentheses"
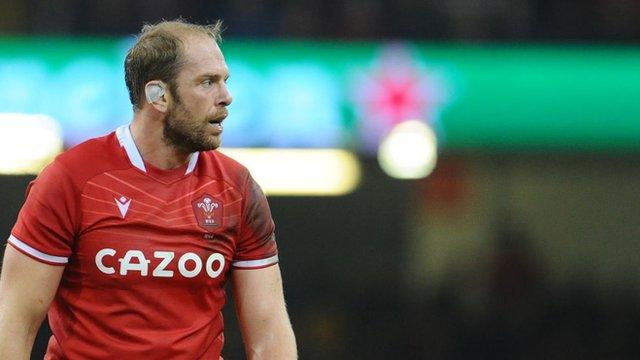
top-left (1, 0), bottom-right (640, 359)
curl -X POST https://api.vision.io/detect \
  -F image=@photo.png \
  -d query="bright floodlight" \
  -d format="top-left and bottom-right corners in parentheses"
top-left (0, 113), bottom-right (63, 174)
top-left (378, 120), bottom-right (438, 179)
top-left (219, 148), bottom-right (361, 196)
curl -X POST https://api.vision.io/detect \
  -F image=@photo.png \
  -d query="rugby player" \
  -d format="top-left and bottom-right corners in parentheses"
top-left (0, 19), bottom-right (297, 359)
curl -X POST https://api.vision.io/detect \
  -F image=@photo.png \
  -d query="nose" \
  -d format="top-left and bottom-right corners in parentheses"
top-left (218, 83), bottom-right (232, 107)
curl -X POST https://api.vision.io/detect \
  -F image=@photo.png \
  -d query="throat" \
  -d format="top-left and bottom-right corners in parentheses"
top-left (143, 147), bottom-right (193, 171)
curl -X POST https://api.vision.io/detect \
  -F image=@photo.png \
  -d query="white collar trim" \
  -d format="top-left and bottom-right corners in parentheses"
top-left (185, 152), bottom-right (199, 175)
top-left (115, 124), bottom-right (199, 175)
top-left (116, 124), bottom-right (146, 172)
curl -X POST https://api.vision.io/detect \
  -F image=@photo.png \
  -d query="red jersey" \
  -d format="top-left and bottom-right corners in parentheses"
top-left (8, 125), bottom-right (279, 359)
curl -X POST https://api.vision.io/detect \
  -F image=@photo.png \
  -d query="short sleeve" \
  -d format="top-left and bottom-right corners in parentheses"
top-left (232, 174), bottom-right (278, 269)
top-left (8, 160), bottom-right (79, 266)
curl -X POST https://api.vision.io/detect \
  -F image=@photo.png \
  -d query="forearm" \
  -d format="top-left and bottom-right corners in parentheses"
top-left (0, 305), bottom-right (43, 360)
top-left (244, 313), bottom-right (297, 360)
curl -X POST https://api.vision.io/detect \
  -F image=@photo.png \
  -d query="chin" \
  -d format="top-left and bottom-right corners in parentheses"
top-left (210, 135), bottom-right (222, 149)
top-left (200, 139), bottom-right (221, 151)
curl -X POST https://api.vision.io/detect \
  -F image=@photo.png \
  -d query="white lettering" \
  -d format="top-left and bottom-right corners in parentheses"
top-left (153, 251), bottom-right (174, 277)
top-left (178, 252), bottom-right (202, 278)
top-left (206, 253), bottom-right (225, 278)
top-left (119, 250), bottom-right (151, 276)
top-left (96, 249), bottom-right (226, 278)
top-left (95, 248), bottom-right (116, 274)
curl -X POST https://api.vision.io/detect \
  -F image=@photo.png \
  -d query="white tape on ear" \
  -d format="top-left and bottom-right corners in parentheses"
top-left (145, 83), bottom-right (165, 103)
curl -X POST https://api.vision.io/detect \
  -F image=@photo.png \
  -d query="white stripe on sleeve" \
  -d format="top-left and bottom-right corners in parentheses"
top-left (7, 235), bottom-right (69, 264)
top-left (232, 254), bottom-right (279, 269)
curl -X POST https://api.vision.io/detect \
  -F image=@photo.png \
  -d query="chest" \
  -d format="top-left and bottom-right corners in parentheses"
top-left (67, 170), bottom-right (243, 288)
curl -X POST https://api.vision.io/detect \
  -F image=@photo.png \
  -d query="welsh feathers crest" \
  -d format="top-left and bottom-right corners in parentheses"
top-left (192, 194), bottom-right (223, 230)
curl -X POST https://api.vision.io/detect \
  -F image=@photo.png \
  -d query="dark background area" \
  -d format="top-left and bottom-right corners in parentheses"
top-left (3, 155), bottom-right (640, 359)
top-left (1, 0), bottom-right (640, 359)
top-left (1, 0), bottom-right (639, 41)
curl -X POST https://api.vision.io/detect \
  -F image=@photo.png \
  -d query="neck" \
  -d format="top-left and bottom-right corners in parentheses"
top-left (130, 112), bottom-right (192, 170)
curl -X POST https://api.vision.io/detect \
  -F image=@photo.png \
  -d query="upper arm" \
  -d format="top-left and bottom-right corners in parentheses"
top-left (232, 264), bottom-right (288, 328)
top-left (0, 244), bottom-right (64, 329)
top-left (0, 245), bottom-right (64, 338)
top-left (0, 160), bottom-right (77, 357)
top-left (11, 162), bottom-right (79, 263)
top-left (231, 172), bottom-right (296, 358)
top-left (234, 173), bottom-right (277, 265)
top-left (0, 160), bottom-right (76, 324)
top-left (232, 264), bottom-right (296, 359)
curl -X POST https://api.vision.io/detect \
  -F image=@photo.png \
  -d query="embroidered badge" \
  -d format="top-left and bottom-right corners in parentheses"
top-left (192, 194), bottom-right (223, 231)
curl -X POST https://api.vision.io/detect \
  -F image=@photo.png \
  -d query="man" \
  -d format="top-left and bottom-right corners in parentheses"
top-left (0, 20), bottom-right (297, 359)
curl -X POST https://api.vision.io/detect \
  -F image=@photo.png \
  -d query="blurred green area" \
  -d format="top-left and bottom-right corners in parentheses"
top-left (1, 38), bottom-right (639, 152)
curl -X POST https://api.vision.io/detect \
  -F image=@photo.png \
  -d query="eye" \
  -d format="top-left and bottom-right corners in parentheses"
top-left (201, 79), bottom-right (213, 87)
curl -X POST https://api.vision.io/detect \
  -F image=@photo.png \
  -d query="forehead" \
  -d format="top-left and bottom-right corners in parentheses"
top-left (178, 35), bottom-right (228, 78)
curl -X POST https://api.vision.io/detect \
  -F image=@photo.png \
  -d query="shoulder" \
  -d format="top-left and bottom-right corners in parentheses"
top-left (198, 150), bottom-right (251, 188)
top-left (46, 131), bottom-right (129, 189)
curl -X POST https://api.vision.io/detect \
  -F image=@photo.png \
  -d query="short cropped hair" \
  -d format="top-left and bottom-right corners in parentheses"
top-left (124, 19), bottom-right (223, 110)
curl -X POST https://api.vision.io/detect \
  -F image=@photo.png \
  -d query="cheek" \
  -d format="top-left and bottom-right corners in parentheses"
top-left (192, 96), bottom-right (215, 116)
top-left (175, 102), bottom-right (202, 121)
top-left (202, 97), bottom-right (217, 114)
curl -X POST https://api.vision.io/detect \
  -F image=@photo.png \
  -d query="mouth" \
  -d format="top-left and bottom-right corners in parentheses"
top-left (208, 120), bottom-right (222, 132)
top-left (208, 112), bottom-right (226, 134)
top-left (209, 109), bottom-right (228, 124)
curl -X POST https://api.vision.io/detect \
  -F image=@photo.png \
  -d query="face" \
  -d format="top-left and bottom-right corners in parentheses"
top-left (162, 35), bottom-right (232, 153)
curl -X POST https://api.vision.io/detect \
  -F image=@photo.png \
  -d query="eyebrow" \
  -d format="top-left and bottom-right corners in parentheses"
top-left (199, 73), bottom-right (230, 81)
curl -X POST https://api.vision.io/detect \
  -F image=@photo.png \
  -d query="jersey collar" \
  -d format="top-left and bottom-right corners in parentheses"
top-left (116, 124), bottom-right (199, 175)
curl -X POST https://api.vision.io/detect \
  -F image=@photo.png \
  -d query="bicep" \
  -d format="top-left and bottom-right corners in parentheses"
top-left (232, 264), bottom-right (286, 315)
top-left (232, 265), bottom-right (287, 331)
top-left (0, 245), bottom-right (64, 324)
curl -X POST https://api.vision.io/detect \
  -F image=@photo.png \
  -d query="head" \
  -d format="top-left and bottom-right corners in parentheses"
top-left (125, 19), bottom-right (232, 152)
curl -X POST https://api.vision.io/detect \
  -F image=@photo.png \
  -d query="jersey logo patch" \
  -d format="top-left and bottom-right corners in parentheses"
top-left (115, 195), bottom-right (132, 218)
top-left (192, 194), bottom-right (223, 231)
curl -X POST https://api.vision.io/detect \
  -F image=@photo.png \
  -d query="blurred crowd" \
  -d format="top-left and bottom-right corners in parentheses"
top-left (1, 0), bottom-right (639, 41)
top-left (291, 222), bottom-right (640, 359)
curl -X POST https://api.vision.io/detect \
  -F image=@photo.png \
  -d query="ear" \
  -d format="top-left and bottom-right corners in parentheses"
top-left (144, 81), bottom-right (168, 112)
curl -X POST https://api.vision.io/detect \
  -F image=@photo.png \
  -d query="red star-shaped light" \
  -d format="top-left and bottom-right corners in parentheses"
top-left (352, 44), bottom-right (447, 152)
top-left (367, 72), bottom-right (428, 125)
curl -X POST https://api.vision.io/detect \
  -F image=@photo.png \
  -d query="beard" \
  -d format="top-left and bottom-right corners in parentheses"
top-left (162, 102), bottom-right (220, 153)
